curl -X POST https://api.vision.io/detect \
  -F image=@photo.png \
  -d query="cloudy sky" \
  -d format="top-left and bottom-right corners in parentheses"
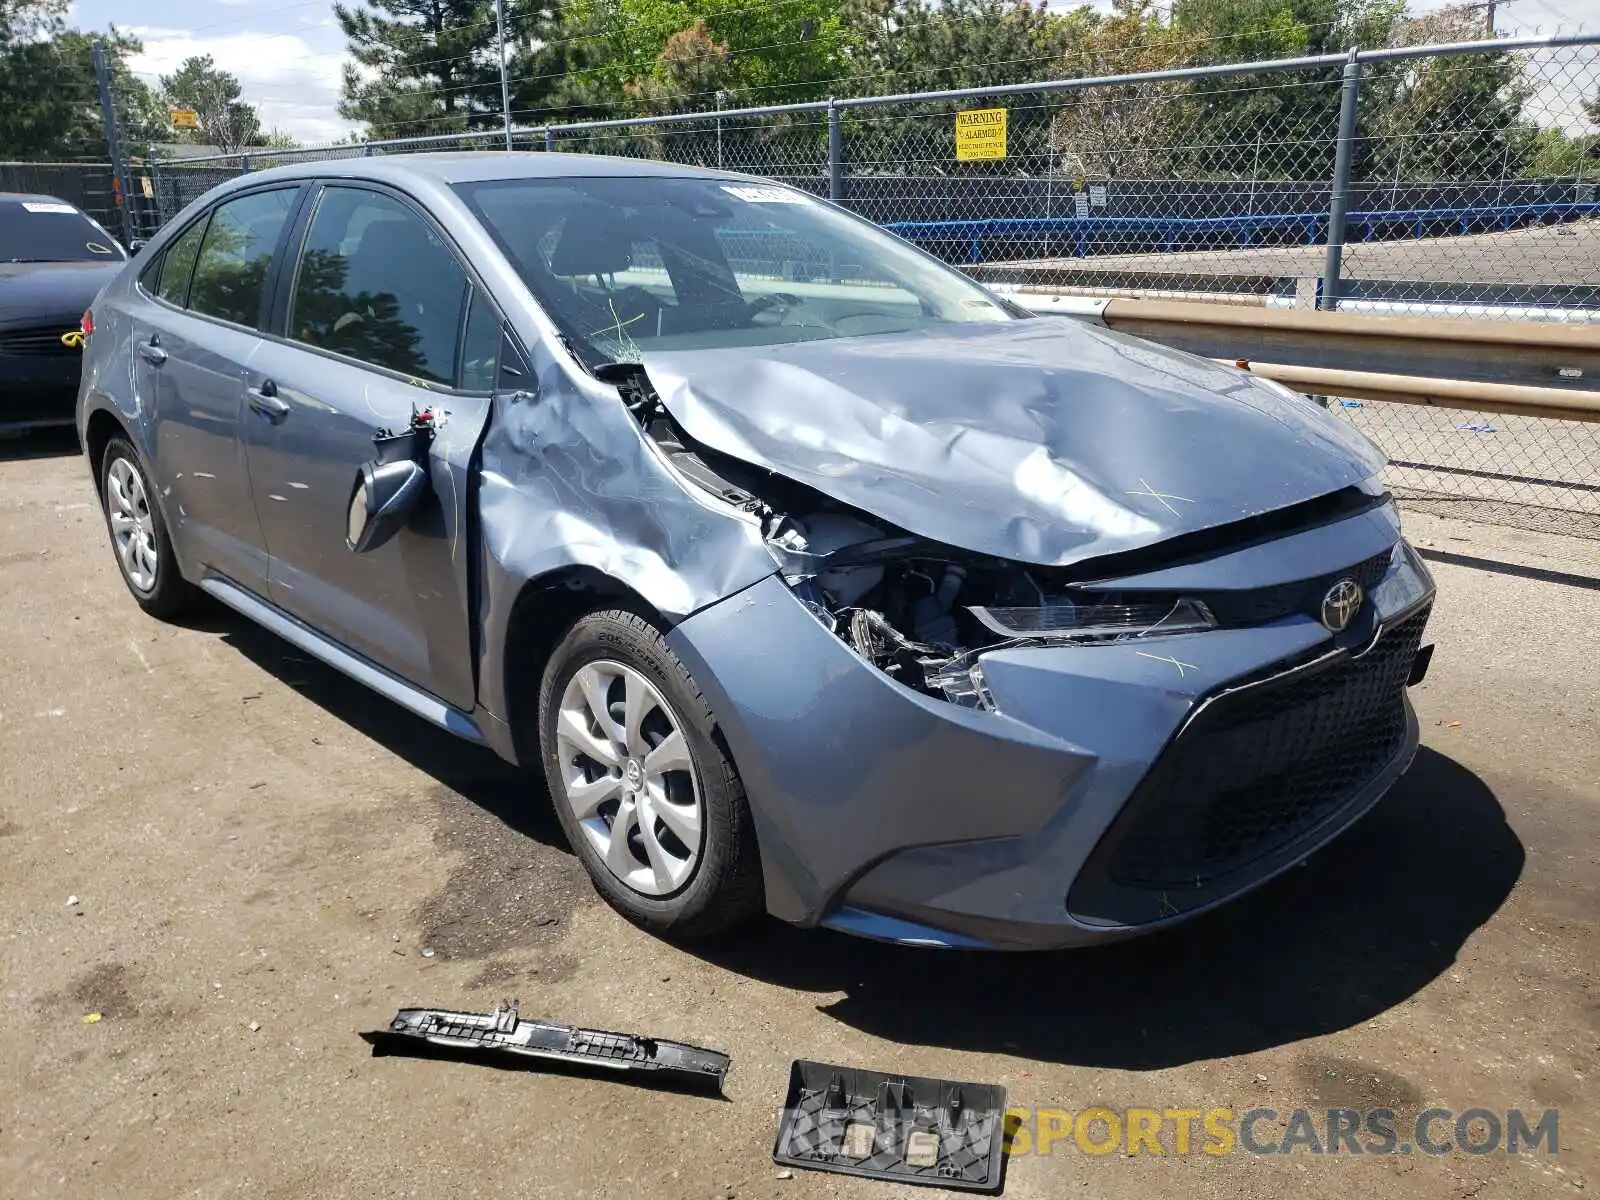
top-left (65, 0), bottom-right (1599, 145)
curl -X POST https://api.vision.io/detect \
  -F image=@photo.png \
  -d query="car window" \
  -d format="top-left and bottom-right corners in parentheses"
top-left (459, 286), bottom-right (502, 392)
top-left (188, 189), bottom-right (296, 327)
top-left (287, 187), bottom-right (467, 385)
top-left (154, 218), bottom-right (207, 308)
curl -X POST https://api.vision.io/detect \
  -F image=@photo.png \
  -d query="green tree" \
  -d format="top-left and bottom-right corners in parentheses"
top-left (1168, 0), bottom-right (1403, 180)
top-left (0, 7), bottom-right (165, 161)
top-left (840, 0), bottom-right (1088, 96)
top-left (336, 0), bottom-right (507, 138)
top-left (159, 55), bottom-right (263, 153)
top-left (523, 0), bottom-right (842, 123)
top-left (1361, 5), bottom-right (1537, 183)
top-left (1523, 126), bottom-right (1593, 178)
top-left (1049, 0), bottom-right (1201, 180)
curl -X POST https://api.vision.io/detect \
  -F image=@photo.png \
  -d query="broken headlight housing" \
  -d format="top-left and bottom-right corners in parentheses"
top-left (968, 597), bottom-right (1216, 641)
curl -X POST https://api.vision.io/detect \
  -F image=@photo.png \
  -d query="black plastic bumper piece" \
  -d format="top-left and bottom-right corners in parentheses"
top-left (361, 1003), bottom-right (730, 1093)
top-left (773, 1060), bottom-right (1007, 1193)
top-left (1408, 642), bottom-right (1434, 686)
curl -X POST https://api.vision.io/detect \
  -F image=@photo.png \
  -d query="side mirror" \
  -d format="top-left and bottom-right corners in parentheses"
top-left (128, 239), bottom-right (147, 256)
top-left (345, 458), bottom-right (428, 553)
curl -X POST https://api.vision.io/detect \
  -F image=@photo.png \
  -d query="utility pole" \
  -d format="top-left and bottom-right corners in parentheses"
top-left (90, 40), bottom-right (138, 248)
top-left (495, 0), bottom-right (513, 150)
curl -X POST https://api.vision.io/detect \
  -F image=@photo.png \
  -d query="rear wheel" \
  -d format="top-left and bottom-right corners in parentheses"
top-left (538, 608), bottom-right (763, 938)
top-left (100, 437), bottom-right (195, 619)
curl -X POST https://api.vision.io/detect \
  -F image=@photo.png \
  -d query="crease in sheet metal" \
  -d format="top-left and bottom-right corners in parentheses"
top-left (641, 319), bottom-right (1387, 568)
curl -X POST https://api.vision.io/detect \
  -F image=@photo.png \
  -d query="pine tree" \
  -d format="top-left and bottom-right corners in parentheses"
top-left (335, 0), bottom-right (506, 139)
top-left (0, 2), bottom-right (165, 161)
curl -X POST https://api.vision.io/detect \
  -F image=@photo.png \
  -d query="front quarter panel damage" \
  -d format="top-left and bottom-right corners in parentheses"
top-left (667, 574), bottom-right (1096, 925)
top-left (474, 339), bottom-right (777, 742)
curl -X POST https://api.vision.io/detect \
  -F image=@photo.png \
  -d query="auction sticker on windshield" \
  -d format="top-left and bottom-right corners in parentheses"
top-left (721, 185), bottom-right (810, 204)
top-left (22, 202), bottom-right (77, 214)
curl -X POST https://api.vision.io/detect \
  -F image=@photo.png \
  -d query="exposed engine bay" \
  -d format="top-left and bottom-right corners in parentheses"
top-left (613, 367), bottom-right (1222, 711)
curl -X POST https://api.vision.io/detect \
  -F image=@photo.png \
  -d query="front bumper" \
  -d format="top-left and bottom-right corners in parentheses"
top-left (0, 352), bottom-right (82, 428)
top-left (666, 518), bottom-right (1436, 951)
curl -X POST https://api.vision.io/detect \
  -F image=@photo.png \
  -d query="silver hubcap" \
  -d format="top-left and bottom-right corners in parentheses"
top-left (555, 660), bottom-right (702, 897)
top-left (106, 457), bottom-right (158, 593)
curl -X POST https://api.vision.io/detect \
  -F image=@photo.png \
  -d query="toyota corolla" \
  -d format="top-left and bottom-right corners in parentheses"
top-left (76, 154), bottom-right (1435, 949)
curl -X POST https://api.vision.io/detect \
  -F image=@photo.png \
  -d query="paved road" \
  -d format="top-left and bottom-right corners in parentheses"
top-left (1, 431), bottom-right (1596, 1199)
top-left (993, 220), bottom-right (1600, 288)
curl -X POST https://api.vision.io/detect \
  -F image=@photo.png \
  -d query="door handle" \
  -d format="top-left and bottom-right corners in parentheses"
top-left (247, 380), bottom-right (289, 421)
top-left (137, 340), bottom-right (166, 365)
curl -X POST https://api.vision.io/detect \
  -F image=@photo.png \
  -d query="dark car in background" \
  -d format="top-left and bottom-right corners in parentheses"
top-left (0, 193), bottom-right (126, 431)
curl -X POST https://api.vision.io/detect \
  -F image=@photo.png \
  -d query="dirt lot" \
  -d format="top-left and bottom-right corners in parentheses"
top-left (1, 428), bottom-right (1596, 1200)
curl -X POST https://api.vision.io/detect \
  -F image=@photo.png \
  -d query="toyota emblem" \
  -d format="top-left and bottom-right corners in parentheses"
top-left (1320, 578), bottom-right (1364, 632)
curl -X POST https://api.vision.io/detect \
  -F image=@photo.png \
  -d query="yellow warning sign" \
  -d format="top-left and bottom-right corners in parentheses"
top-left (955, 108), bottom-right (1007, 161)
top-left (169, 107), bottom-right (200, 129)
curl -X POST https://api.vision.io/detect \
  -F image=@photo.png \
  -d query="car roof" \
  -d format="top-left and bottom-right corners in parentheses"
top-left (233, 151), bottom-right (767, 191)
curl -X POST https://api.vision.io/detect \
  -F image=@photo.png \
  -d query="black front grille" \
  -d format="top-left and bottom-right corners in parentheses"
top-left (1068, 606), bottom-right (1430, 925)
top-left (0, 326), bottom-right (78, 357)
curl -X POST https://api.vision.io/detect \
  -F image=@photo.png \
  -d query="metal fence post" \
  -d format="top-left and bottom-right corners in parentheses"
top-left (827, 98), bottom-right (842, 201)
top-left (495, 0), bottom-right (513, 150)
top-left (716, 91), bottom-right (725, 169)
top-left (545, 127), bottom-right (557, 153)
top-left (90, 40), bottom-right (137, 249)
top-left (146, 148), bottom-right (162, 235)
top-left (1319, 48), bottom-right (1363, 311)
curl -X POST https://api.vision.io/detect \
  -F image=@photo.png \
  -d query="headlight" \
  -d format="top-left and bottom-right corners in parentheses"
top-left (968, 598), bottom-right (1216, 641)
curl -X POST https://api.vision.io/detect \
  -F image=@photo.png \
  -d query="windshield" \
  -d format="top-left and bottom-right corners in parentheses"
top-left (455, 176), bottom-right (1014, 367)
top-left (0, 199), bottom-right (124, 264)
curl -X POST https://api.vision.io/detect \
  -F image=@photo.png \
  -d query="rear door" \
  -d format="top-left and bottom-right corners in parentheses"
top-left (240, 182), bottom-right (498, 710)
top-left (136, 186), bottom-right (303, 593)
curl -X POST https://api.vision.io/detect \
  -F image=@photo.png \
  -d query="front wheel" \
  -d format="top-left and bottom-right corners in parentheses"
top-left (537, 609), bottom-right (763, 938)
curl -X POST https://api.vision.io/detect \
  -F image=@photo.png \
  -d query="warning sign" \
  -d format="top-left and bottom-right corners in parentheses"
top-left (169, 107), bottom-right (200, 129)
top-left (955, 108), bottom-right (1007, 161)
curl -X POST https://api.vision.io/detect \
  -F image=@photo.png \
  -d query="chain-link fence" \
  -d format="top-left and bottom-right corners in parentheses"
top-left (145, 32), bottom-right (1600, 543)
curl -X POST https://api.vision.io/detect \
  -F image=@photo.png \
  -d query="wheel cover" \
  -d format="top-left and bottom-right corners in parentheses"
top-left (555, 659), bottom-right (704, 897)
top-left (106, 456), bottom-right (158, 593)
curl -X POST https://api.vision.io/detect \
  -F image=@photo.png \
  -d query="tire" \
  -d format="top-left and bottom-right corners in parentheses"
top-left (99, 436), bottom-right (196, 620)
top-left (538, 608), bottom-right (763, 938)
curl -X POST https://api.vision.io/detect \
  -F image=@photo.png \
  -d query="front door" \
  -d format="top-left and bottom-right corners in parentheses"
top-left (241, 184), bottom-right (497, 711)
top-left (140, 188), bottom-right (301, 594)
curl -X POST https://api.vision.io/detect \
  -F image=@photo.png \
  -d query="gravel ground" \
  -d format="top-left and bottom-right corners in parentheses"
top-left (0, 429), bottom-right (1595, 1200)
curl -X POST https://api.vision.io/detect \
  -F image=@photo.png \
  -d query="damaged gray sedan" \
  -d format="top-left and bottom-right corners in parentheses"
top-left (77, 154), bottom-right (1436, 950)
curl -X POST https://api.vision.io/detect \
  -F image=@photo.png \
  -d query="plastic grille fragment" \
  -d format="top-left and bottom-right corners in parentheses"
top-left (361, 1003), bottom-right (730, 1092)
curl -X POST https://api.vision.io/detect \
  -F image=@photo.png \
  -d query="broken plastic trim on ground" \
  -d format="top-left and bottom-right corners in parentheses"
top-left (361, 1003), bottom-right (730, 1094)
top-left (773, 1060), bottom-right (1007, 1193)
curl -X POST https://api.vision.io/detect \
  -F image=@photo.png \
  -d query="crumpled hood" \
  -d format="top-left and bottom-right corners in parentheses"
top-left (640, 319), bottom-right (1387, 567)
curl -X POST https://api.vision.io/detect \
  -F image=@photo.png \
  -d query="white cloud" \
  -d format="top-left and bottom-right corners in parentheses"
top-left (127, 27), bottom-right (357, 145)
